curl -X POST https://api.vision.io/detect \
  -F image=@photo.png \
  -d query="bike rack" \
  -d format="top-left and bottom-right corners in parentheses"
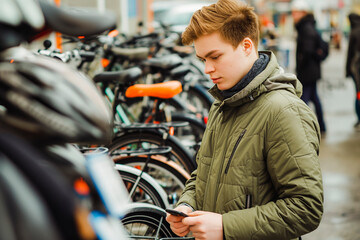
top-left (110, 146), bottom-right (172, 157)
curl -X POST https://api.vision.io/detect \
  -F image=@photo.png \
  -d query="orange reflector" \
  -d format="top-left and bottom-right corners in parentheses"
top-left (78, 36), bottom-right (85, 39)
top-left (357, 92), bottom-right (360, 100)
top-left (55, 32), bottom-right (62, 52)
top-left (10, 59), bottom-right (14, 63)
top-left (134, 165), bottom-right (141, 170)
top-left (102, 58), bottom-right (110, 68)
top-left (74, 178), bottom-right (90, 196)
top-left (108, 29), bottom-right (119, 37)
top-left (169, 126), bottom-right (174, 136)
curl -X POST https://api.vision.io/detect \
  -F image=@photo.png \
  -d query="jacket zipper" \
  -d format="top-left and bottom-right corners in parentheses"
top-left (245, 194), bottom-right (252, 209)
top-left (224, 129), bottom-right (247, 174)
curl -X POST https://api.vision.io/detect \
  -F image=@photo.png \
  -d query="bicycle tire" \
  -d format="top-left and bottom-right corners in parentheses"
top-left (115, 164), bottom-right (169, 208)
top-left (122, 203), bottom-right (177, 239)
top-left (109, 131), bottom-right (196, 173)
top-left (113, 155), bottom-right (189, 206)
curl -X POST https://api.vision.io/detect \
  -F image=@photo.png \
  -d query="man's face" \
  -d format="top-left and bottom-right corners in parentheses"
top-left (194, 31), bottom-right (253, 91)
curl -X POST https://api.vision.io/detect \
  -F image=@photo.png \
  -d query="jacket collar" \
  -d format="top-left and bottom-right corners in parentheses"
top-left (219, 52), bottom-right (270, 99)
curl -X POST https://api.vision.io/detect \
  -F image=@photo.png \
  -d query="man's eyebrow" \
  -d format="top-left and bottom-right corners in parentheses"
top-left (196, 50), bottom-right (219, 59)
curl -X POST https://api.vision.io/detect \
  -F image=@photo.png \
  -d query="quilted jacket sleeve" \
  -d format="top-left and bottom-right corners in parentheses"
top-left (176, 169), bottom-right (198, 210)
top-left (222, 101), bottom-right (323, 240)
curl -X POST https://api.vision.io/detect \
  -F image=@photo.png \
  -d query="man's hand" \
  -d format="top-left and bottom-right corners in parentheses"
top-left (183, 211), bottom-right (223, 240)
top-left (165, 205), bottom-right (193, 237)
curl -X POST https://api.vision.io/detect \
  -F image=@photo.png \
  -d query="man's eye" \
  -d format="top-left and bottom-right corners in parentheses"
top-left (198, 58), bottom-right (206, 63)
top-left (211, 55), bottom-right (219, 60)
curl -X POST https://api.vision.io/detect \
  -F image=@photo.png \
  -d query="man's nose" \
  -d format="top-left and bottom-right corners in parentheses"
top-left (204, 61), bottom-right (215, 74)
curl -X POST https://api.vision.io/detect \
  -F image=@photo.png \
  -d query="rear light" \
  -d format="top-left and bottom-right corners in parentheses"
top-left (203, 116), bottom-right (208, 124)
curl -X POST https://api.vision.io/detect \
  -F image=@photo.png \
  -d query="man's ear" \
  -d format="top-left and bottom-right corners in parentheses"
top-left (241, 37), bottom-right (254, 55)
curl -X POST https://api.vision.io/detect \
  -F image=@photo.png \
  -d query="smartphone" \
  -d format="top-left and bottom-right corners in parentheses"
top-left (165, 208), bottom-right (189, 217)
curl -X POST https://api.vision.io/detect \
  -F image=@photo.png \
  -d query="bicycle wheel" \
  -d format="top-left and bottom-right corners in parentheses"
top-left (113, 155), bottom-right (189, 206)
top-left (122, 203), bottom-right (176, 239)
top-left (116, 164), bottom-right (169, 208)
top-left (109, 131), bottom-right (196, 173)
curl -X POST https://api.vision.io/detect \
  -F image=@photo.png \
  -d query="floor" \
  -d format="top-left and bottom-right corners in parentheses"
top-left (301, 43), bottom-right (360, 240)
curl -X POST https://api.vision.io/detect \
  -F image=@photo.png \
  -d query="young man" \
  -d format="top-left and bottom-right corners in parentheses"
top-left (166, 0), bottom-right (324, 240)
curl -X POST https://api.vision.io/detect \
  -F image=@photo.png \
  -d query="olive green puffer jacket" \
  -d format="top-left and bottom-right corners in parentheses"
top-left (177, 51), bottom-right (323, 240)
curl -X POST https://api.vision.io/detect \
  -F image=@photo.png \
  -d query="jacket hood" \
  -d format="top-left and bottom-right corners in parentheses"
top-left (349, 13), bottom-right (360, 28)
top-left (209, 51), bottom-right (302, 107)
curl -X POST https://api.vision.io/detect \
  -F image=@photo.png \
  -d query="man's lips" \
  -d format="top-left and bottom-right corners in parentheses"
top-left (211, 77), bottom-right (221, 83)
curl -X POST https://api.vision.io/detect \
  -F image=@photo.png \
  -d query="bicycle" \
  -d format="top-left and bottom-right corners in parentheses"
top-left (93, 68), bottom-right (197, 171)
top-left (36, 41), bottom-right (193, 207)
top-left (62, 29), bottom-right (213, 120)
top-left (36, 32), bottom-right (208, 152)
top-left (93, 68), bottom-right (205, 153)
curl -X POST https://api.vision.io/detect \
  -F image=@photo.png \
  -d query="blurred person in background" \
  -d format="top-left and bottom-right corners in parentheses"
top-left (292, 0), bottom-right (327, 134)
top-left (259, 15), bottom-right (279, 54)
top-left (346, 13), bottom-right (360, 130)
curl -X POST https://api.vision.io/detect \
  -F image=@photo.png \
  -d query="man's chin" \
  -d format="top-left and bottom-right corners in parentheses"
top-left (217, 84), bottom-right (231, 91)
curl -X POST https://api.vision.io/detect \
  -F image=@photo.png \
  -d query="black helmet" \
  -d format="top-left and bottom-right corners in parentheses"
top-left (0, 50), bottom-right (113, 144)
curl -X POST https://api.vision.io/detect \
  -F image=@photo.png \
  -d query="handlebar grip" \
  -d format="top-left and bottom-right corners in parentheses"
top-left (79, 51), bottom-right (96, 62)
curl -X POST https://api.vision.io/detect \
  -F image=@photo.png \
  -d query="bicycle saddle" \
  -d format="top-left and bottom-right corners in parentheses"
top-left (170, 65), bottom-right (191, 79)
top-left (141, 54), bottom-right (182, 70)
top-left (93, 67), bottom-right (142, 85)
top-left (38, 0), bottom-right (116, 37)
top-left (111, 47), bottom-right (150, 61)
top-left (125, 80), bottom-right (182, 99)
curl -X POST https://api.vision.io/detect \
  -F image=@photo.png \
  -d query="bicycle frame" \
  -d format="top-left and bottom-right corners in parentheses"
top-left (104, 86), bottom-right (132, 124)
